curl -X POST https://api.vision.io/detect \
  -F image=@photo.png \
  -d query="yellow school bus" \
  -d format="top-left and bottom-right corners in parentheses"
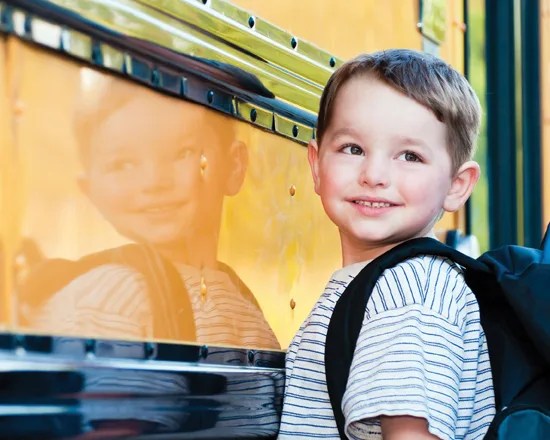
top-left (0, 0), bottom-right (548, 438)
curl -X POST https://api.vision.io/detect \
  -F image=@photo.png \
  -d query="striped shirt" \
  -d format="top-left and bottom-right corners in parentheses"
top-left (279, 255), bottom-right (495, 440)
top-left (32, 262), bottom-right (280, 350)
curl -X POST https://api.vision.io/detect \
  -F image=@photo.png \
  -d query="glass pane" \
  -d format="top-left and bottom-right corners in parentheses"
top-left (8, 39), bottom-right (340, 350)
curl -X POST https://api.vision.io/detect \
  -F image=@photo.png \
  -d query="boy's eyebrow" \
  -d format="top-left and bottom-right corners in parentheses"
top-left (393, 135), bottom-right (430, 148)
top-left (326, 127), bottom-right (361, 141)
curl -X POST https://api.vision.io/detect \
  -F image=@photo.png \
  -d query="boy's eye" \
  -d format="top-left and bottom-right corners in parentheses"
top-left (105, 159), bottom-right (136, 172)
top-left (176, 147), bottom-right (197, 160)
top-left (398, 151), bottom-right (423, 163)
top-left (341, 144), bottom-right (364, 156)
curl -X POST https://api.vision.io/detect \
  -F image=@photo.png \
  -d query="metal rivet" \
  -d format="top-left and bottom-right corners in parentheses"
top-left (14, 335), bottom-right (26, 356)
top-left (14, 334), bottom-right (25, 348)
top-left (151, 69), bottom-right (160, 86)
top-left (200, 275), bottom-right (207, 301)
top-left (292, 125), bottom-right (299, 137)
top-left (145, 342), bottom-right (155, 359)
top-left (200, 154), bottom-right (208, 175)
top-left (207, 90), bottom-right (214, 104)
top-left (13, 100), bottom-right (25, 116)
top-left (200, 345), bottom-right (208, 359)
top-left (91, 43), bottom-right (102, 65)
top-left (453, 20), bottom-right (467, 32)
top-left (84, 339), bottom-right (95, 354)
top-left (290, 37), bottom-right (298, 49)
top-left (248, 16), bottom-right (255, 28)
top-left (250, 108), bottom-right (257, 122)
top-left (290, 298), bottom-right (296, 310)
top-left (23, 15), bottom-right (31, 35)
top-left (0, 8), bottom-right (9, 28)
top-left (329, 57), bottom-right (336, 68)
top-left (247, 350), bottom-right (255, 363)
top-left (289, 185), bottom-right (296, 197)
top-left (179, 77), bottom-right (187, 96)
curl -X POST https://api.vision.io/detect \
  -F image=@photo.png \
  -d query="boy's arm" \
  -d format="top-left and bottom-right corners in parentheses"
top-left (381, 416), bottom-right (442, 440)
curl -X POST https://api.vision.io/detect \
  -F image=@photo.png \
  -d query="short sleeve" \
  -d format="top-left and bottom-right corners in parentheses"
top-left (342, 257), bottom-right (468, 440)
top-left (343, 305), bottom-right (464, 440)
top-left (33, 264), bottom-right (152, 339)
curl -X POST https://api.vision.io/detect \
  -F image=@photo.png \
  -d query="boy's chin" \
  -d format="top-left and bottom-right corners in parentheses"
top-left (120, 229), bottom-right (188, 249)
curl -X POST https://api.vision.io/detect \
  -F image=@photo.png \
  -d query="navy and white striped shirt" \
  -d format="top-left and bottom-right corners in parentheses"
top-left (279, 255), bottom-right (495, 440)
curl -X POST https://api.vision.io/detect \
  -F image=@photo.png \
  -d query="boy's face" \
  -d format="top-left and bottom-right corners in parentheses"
top-left (79, 94), bottom-right (244, 249)
top-left (309, 76), bottom-right (474, 263)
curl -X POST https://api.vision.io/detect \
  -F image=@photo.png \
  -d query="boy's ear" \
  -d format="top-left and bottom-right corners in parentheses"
top-left (224, 140), bottom-right (248, 196)
top-left (443, 160), bottom-right (480, 212)
top-left (308, 139), bottom-right (321, 195)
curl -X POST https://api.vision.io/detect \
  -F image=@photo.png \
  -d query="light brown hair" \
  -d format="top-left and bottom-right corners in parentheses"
top-left (316, 49), bottom-right (481, 173)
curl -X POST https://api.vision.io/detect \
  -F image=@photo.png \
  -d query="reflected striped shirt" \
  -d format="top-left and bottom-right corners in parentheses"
top-left (279, 255), bottom-right (495, 440)
top-left (33, 262), bottom-right (279, 350)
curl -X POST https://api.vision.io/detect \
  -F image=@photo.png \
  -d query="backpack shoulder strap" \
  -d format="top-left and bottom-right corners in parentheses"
top-left (325, 238), bottom-right (483, 439)
top-left (217, 261), bottom-right (262, 310)
top-left (82, 245), bottom-right (196, 341)
top-left (19, 245), bottom-right (196, 341)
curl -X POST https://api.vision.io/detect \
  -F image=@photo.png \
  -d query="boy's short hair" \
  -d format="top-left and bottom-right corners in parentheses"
top-left (316, 49), bottom-right (481, 173)
top-left (74, 68), bottom-right (236, 166)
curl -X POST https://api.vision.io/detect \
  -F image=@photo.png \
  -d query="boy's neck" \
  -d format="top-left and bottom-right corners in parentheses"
top-left (341, 230), bottom-right (436, 267)
top-left (152, 241), bottom-right (218, 269)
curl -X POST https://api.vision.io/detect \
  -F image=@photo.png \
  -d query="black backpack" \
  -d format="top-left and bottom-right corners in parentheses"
top-left (325, 226), bottom-right (550, 439)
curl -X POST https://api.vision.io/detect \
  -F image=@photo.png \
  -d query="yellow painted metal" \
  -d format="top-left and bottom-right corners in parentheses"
top-left (230, 0), bottom-right (423, 60)
top-left (543, 0), bottom-right (550, 225)
top-left (6, 39), bottom-right (339, 348)
top-left (0, 35), bottom-right (12, 330)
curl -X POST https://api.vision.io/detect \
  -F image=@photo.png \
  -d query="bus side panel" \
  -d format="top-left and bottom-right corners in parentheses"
top-left (6, 38), bottom-right (340, 349)
top-left (1, 35), bottom-right (17, 330)
top-left (231, 0), bottom-right (422, 60)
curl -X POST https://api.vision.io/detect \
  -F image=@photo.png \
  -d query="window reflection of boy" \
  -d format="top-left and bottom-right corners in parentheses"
top-left (28, 69), bottom-right (279, 350)
top-left (76, 82), bottom-right (247, 271)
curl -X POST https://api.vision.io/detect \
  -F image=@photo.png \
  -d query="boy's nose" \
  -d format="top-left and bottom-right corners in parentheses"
top-left (358, 158), bottom-right (390, 188)
top-left (141, 161), bottom-right (174, 192)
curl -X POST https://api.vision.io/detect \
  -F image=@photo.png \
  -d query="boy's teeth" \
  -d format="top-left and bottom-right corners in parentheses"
top-left (146, 205), bottom-right (173, 213)
top-left (355, 201), bottom-right (391, 208)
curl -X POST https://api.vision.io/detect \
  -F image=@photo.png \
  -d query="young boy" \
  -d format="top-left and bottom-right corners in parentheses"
top-left (279, 50), bottom-right (495, 439)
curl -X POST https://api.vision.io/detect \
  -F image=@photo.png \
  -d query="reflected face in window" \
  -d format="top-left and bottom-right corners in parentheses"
top-left (77, 90), bottom-right (246, 253)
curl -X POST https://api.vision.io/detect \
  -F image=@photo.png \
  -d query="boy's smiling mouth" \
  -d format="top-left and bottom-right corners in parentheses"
top-left (354, 200), bottom-right (392, 208)
top-left (137, 201), bottom-right (186, 214)
top-left (350, 197), bottom-right (399, 209)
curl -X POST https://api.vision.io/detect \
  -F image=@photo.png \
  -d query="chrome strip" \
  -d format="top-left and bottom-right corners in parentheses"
top-left (2, 0), bottom-right (324, 144)
top-left (0, 352), bottom-right (283, 374)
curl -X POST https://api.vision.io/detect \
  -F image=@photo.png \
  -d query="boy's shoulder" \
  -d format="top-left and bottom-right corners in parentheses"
top-left (369, 254), bottom-right (473, 325)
